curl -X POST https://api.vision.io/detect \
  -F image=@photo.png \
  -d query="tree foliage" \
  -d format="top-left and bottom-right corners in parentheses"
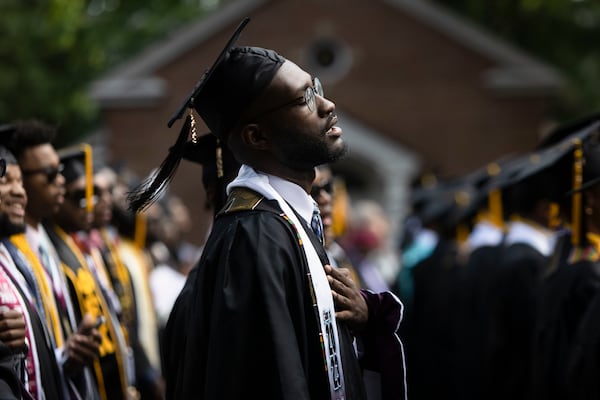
top-left (2, 0), bottom-right (599, 145)
top-left (433, 0), bottom-right (600, 121)
top-left (0, 0), bottom-right (214, 145)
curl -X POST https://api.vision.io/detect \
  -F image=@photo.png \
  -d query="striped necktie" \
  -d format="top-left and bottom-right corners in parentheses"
top-left (311, 203), bottom-right (324, 244)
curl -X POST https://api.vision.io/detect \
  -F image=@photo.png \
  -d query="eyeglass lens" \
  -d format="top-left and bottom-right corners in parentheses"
top-left (46, 164), bottom-right (64, 182)
top-left (305, 78), bottom-right (323, 113)
top-left (22, 163), bottom-right (64, 183)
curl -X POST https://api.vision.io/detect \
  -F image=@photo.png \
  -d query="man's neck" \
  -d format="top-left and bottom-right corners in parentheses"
top-left (25, 215), bottom-right (41, 230)
top-left (254, 165), bottom-right (315, 194)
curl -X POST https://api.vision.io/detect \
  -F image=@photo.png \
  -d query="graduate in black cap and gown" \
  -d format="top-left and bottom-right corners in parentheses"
top-left (530, 117), bottom-right (600, 400)
top-left (128, 17), bottom-right (407, 400)
top-left (400, 178), bottom-right (476, 400)
top-left (451, 161), bottom-right (507, 400)
top-left (480, 144), bottom-right (571, 400)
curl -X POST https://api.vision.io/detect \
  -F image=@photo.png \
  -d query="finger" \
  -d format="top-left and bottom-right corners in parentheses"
top-left (75, 334), bottom-right (101, 352)
top-left (331, 290), bottom-right (351, 310)
top-left (327, 266), bottom-right (356, 289)
top-left (0, 331), bottom-right (25, 349)
top-left (0, 311), bottom-right (26, 329)
top-left (335, 309), bottom-right (354, 321)
top-left (88, 329), bottom-right (102, 345)
top-left (329, 274), bottom-right (354, 299)
top-left (78, 313), bottom-right (97, 334)
top-left (0, 328), bottom-right (26, 342)
top-left (70, 343), bottom-right (99, 364)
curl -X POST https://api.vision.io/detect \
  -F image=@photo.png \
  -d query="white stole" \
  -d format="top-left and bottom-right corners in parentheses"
top-left (228, 165), bottom-right (346, 399)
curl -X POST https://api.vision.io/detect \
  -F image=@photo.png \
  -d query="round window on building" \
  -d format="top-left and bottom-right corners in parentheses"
top-left (304, 37), bottom-right (353, 84)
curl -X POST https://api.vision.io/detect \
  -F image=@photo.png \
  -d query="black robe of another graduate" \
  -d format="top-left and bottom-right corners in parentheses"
top-left (454, 242), bottom-right (504, 400)
top-left (531, 233), bottom-right (600, 400)
top-left (162, 193), bottom-right (366, 400)
top-left (401, 236), bottom-right (462, 400)
top-left (567, 286), bottom-right (600, 400)
top-left (484, 241), bottom-right (551, 400)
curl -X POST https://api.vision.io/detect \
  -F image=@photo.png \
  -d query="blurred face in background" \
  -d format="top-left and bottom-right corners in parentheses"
top-left (18, 144), bottom-right (65, 225)
top-left (55, 176), bottom-right (93, 233)
top-left (93, 168), bottom-right (116, 229)
top-left (312, 165), bottom-right (334, 245)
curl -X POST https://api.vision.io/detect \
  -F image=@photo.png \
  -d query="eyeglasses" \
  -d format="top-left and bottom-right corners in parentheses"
top-left (21, 163), bottom-right (64, 183)
top-left (67, 188), bottom-right (98, 209)
top-left (253, 77), bottom-right (324, 120)
top-left (311, 180), bottom-right (333, 198)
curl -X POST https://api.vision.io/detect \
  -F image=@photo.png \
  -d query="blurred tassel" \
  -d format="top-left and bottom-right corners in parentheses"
top-left (332, 178), bottom-right (349, 237)
top-left (488, 189), bottom-right (504, 230)
top-left (128, 115), bottom-right (192, 212)
top-left (456, 223), bottom-right (469, 244)
top-left (216, 140), bottom-right (223, 179)
top-left (212, 139), bottom-right (227, 213)
top-left (81, 143), bottom-right (94, 215)
top-left (572, 139), bottom-right (583, 246)
top-left (549, 202), bottom-right (561, 229)
top-left (134, 212), bottom-right (147, 249)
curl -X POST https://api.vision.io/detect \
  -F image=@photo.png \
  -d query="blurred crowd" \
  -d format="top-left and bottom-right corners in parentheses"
top-left (396, 112), bottom-right (600, 400)
top-left (2, 112), bottom-right (600, 400)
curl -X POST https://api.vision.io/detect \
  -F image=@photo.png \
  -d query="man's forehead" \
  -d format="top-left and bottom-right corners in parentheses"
top-left (21, 143), bottom-right (58, 164)
top-left (275, 61), bottom-right (312, 89)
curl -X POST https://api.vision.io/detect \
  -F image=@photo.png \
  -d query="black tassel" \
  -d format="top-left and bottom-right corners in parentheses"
top-left (127, 115), bottom-right (191, 212)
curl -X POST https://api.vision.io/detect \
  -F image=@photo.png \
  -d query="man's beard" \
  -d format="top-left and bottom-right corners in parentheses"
top-left (272, 131), bottom-right (348, 171)
top-left (0, 213), bottom-right (26, 238)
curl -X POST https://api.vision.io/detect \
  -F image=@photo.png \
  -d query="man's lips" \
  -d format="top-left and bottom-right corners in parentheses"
top-left (327, 125), bottom-right (342, 137)
top-left (325, 115), bottom-right (342, 137)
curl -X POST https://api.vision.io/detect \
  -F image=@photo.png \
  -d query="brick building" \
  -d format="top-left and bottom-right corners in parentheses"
top-left (90, 0), bottom-right (563, 245)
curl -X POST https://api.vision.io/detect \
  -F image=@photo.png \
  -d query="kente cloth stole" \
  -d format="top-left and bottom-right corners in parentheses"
top-left (568, 232), bottom-right (600, 263)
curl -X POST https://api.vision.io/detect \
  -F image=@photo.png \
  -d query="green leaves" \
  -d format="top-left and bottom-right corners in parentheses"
top-left (435, 0), bottom-right (600, 119)
top-left (0, 0), bottom-right (207, 146)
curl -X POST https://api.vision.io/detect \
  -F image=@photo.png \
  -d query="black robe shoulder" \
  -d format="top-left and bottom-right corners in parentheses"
top-left (162, 195), bottom-right (365, 400)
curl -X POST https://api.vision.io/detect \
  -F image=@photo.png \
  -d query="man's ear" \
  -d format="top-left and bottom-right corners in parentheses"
top-left (240, 123), bottom-right (270, 150)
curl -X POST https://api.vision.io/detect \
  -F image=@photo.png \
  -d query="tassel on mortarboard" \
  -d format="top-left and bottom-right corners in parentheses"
top-left (127, 114), bottom-right (192, 212)
top-left (134, 212), bottom-right (147, 249)
top-left (81, 143), bottom-right (94, 216)
top-left (571, 138), bottom-right (583, 246)
top-left (484, 162), bottom-right (504, 230)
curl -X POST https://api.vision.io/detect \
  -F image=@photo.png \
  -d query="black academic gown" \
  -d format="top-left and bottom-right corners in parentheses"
top-left (531, 234), bottom-right (600, 400)
top-left (162, 193), bottom-right (366, 400)
top-left (567, 285), bottom-right (600, 399)
top-left (401, 236), bottom-right (462, 400)
top-left (0, 341), bottom-right (20, 400)
top-left (484, 242), bottom-right (551, 400)
top-left (453, 243), bottom-right (504, 400)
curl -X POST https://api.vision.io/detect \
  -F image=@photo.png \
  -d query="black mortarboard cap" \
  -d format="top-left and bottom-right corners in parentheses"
top-left (414, 177), bottom-right (478, 233)
top-left (59, 148), bottom-right (86, 185)
top-left (536, 112), bottom-right (600, 149)
top-left (128, 18), bottom-right (284, 213)
top-left (167, 18), bottom-right (285, 138)
top-left (510, 119), bottom-right (600, 245)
